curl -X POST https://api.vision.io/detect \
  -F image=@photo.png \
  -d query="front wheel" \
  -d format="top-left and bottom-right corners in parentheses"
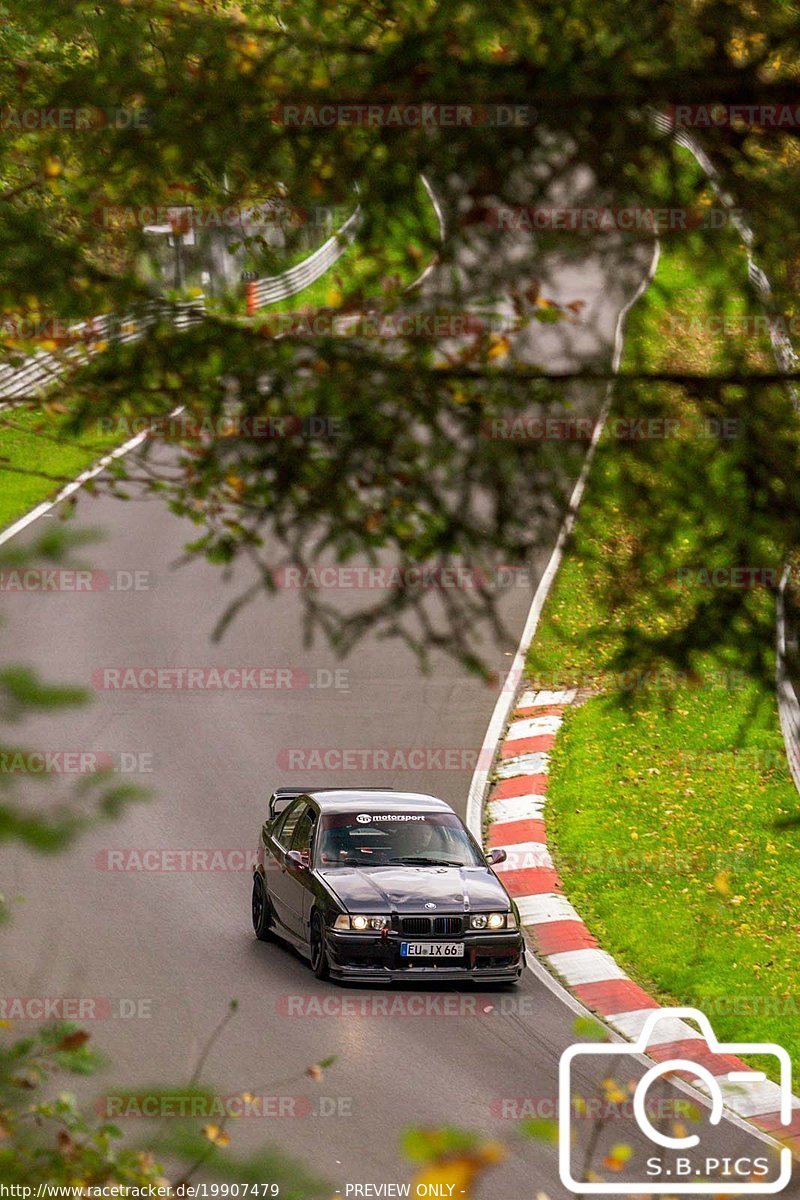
top-left (252, 875), bottom-right (272, 941)
top-left (309, 910), bottom-right (330, 980)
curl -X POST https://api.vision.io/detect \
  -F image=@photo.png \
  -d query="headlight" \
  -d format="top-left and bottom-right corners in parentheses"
top-left (334, 914), bottom-right (390, 932)
top-left (471, 912), bottom-right (514, 930)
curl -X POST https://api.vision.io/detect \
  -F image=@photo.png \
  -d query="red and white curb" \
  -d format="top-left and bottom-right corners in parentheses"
top-left (485, 687), bottom-right (800, 1154)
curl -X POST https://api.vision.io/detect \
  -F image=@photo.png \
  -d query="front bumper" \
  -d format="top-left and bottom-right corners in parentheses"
top-left (326, 929), bottom-right (525, 983)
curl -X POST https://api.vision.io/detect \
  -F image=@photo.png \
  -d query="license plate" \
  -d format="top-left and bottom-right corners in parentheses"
top-left (401, 941), bottom-right (464, 957)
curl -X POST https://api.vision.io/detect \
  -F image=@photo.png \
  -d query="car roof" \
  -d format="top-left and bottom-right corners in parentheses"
top-left (302, 790), bottom-right (453, 814)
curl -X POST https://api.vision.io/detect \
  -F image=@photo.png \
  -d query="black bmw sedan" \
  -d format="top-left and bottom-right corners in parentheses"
top-left (252, 787), bottom-right (525, 984)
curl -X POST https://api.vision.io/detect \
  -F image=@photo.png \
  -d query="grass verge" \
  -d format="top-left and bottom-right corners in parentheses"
top-left (0, 406), bottom-right (122, 530)
top-left (524, 222), bottom-right (800, 1079)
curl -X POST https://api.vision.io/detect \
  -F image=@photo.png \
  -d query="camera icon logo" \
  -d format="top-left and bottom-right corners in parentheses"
top-left (559, 1007), bottom-right (793, 1194)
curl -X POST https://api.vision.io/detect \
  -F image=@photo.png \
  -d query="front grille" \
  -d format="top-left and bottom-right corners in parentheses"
top-left (433, 916), bottom-right (463, 935)
top-left (401, 916), bottom-right (431, 936)
top-left (400, 915), bottom-right (463, 936)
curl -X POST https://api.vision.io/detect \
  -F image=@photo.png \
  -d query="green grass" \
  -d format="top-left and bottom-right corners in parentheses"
top-left (524, 224), bottom-right (800, 1079)
top-left (0, 406), bottom-right (122, 530)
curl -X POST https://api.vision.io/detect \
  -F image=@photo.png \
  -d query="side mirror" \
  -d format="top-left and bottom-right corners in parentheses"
top-left (485, 847), bottom-right (507, 866)
top-left (285, 850), bottom-right (309, 871)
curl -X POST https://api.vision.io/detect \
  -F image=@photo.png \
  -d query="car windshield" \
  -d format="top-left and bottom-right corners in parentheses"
top-left (316, 811), bottom-right (485, 868)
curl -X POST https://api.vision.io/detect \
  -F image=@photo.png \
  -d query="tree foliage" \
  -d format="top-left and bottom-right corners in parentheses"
top-left (1, 0), bottom-right (799, 670)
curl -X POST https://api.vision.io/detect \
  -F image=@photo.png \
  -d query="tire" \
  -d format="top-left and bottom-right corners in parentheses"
top-left (309, 910), bottom-right (330, 980)
top-left (251, 874), bottom-right (272, 942)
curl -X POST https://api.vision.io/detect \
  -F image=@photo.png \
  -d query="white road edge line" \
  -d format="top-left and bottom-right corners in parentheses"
top-left (463, 236), bottom-right (785, 1150)
top-left (0, 406), bottom-right (185, 549)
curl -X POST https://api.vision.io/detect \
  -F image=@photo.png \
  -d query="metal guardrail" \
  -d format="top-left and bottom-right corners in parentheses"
top-left (0, 211), bottom-right (367, 400)
top-left (0, 300), bottom-right (207, 403)
top-left (776, 568), bottom-right (800, 794)
top-left (245, 207), bottom-right (362, 314)
top-left (653, 108), bottom-right (800, 796)
top-left (0, 195), bottom-right (414, 397)
top-left (650, 110), bottom-right (799, 393)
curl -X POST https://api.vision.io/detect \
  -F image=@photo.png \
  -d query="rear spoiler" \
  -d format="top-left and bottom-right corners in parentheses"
top-left (268, 786), bottom-right (393, 821)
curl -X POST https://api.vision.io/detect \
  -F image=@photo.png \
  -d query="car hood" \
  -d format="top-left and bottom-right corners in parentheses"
top-left (319, 865), bottom-right (510, 913)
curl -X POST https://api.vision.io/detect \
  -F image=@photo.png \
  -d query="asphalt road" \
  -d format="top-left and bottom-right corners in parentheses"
top-left (2, 200), bottom-right (796, 1198)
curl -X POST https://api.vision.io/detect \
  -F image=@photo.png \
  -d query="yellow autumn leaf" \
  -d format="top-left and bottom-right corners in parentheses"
top-left (714, 870), bottom-right (731, 895)
top-left (202, 1123), bottom-right (230, 1146)
top-left (601, 1077), bottom-right (628, 1105)
top-left (602, 1142), bottom-right (633, 1172)
top-left (412, 1142), bottom-right (505, 1199)
top-left (413, 1160), bottom-right (476, 1196)
top-left (487, 336), bottom-right (510, 360)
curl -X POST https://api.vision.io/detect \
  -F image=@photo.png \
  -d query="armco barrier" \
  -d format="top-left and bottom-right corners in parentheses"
top-left (776, 568), bottom-right (800, 795)
top-left (653, 108), bottom-right (800, 801)
top-left (245, 208), bottom-right (362, 314)
top-left (0, 208), bottom-right (366, 400)
top-left (0, 300), bottom-right (206, 403)
top-left (650, 109), bottom-right (799, 390)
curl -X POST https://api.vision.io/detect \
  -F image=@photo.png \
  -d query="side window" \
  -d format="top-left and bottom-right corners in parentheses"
top-left (274, 799), bottom-right (305, 847)
top-left (291, 809), bottom-right (316, 857)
